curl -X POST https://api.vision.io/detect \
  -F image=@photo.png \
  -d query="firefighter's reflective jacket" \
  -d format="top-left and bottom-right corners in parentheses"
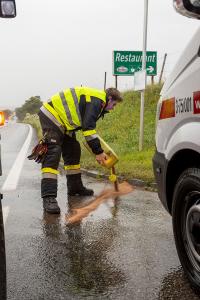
top-left (40, 86), bottom-right (107, 154)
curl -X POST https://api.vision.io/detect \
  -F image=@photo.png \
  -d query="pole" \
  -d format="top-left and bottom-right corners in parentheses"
top-left (139, 0), bottom-right (148, 151)
top-left (159, 53), bottom-right (167, 84)
top-left (104, 71), bottom-right (107, 90)
top-left (115, 75), bottom-right (118, 89)
top-left (151, 76), bottom-right (154, 85)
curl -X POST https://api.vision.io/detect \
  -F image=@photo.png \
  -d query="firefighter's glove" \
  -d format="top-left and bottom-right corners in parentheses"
top-left (27, 138), bottom-right (48, 164)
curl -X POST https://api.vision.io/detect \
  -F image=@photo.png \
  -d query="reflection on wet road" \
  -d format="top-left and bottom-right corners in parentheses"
top-left (41, 212), bottom-right (126, 298)
top-left (5, 177), bottom-right (200, 299)
top-left (66, 182), bottom-right (133, 224)
top-left (2, 124), bottom-right (200, 299)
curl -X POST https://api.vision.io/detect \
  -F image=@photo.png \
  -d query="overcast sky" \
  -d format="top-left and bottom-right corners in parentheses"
top-left (0, 0), bottom-right (199, 109)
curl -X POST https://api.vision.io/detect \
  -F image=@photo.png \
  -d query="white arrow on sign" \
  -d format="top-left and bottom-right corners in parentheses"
top-left (147, 66), bottom-right (154, 73)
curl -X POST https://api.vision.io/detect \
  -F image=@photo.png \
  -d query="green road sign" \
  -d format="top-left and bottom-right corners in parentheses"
top-left (113, 51), bottom-right (157, 76)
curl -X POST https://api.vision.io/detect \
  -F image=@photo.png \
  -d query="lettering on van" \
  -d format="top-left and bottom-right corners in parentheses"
top-left (193, 91), bottom-right (200, 114)
top-left (176, 97), bottom-right (192, 114)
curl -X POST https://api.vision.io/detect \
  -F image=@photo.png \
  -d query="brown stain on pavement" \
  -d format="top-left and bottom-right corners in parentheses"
top-left (66, 182), bottom-right (134, 224)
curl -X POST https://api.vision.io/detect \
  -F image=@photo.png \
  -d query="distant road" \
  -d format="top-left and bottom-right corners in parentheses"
top-left (0, 122), bottom-right (33, 222)
top-left (0, 122), bottom-right (31, 189)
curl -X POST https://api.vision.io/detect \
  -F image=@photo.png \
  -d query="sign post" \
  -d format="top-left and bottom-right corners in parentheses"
top-left (139, 0), bottom-right (149, 151)
top-left (112, 2), bottom-right (153, 151)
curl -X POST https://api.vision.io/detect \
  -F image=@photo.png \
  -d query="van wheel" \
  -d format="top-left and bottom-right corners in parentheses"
top-left (172, 168), bottom-right (200, 291)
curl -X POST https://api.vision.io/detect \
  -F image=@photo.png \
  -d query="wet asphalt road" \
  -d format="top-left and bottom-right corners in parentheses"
top-left (1, 123), bottom-right (200, 300)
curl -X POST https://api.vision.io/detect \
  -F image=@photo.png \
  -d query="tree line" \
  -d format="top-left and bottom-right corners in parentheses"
top-left (15, 96), bottom-right (43, 121)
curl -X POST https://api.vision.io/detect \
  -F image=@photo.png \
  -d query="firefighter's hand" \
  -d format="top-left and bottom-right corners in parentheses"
top-left (96, 152), bottom-right (107, 165)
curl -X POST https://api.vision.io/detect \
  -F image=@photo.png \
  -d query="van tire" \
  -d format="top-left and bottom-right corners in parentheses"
top-left (172, 168), bottom-right (200, 292)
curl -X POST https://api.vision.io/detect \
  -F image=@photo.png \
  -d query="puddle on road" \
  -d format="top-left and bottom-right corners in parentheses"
top-left (65, 182), bottom-right (134, 224)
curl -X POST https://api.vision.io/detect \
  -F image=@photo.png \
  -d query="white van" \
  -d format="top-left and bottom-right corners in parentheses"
top-left (153, 0), bottom-right (200, 291)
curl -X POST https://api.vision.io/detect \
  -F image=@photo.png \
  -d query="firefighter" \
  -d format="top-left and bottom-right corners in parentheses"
top-left (28, 86), bottom-right (122, 214)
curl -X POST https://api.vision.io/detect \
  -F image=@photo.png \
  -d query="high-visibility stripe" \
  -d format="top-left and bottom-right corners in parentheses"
top-left (65, 169), bottom-right (81, 175)
top-left (41, 105), bottom-right (65, 133)
top-left (86, 94), bottom-right (91, 102)
top-left (70, 88), bottom-right (82, 124)
top-left (83, 130), bottom-right (97, 137)
top-left (85, 134), bottom-right (98, 141)
top-left (64, 164), bottom-right (80, 170)
top-left (42, 173), bottom-right (58, 179)
top-left (43, 103), bottom-right (63, 124)
top-left (42, 168), bottom-right (59, 175)
top-left (59, 91), bottom-right (77, 128)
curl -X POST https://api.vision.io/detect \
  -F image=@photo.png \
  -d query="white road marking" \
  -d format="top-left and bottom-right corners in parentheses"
top-left (2, 124), bottom-right (33, 191)
top-left (3, 206), bottom-right (10, 224)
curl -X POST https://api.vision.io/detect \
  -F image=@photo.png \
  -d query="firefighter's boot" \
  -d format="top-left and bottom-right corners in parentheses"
top-left (67, 174), bottom-right (94, 196)
top-left (43, 196), bottom-right (60, 214)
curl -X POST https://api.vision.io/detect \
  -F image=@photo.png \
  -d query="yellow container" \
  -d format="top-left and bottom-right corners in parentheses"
top-left (83, 136), bottom-right (118, 169)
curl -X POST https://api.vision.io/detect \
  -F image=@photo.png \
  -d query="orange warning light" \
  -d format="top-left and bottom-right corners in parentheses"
top-left (0, 111), bottom-right (5, 126)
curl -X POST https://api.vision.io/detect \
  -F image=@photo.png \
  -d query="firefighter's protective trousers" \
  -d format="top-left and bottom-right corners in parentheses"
top-left (39, 111), bottom-right (81, 198)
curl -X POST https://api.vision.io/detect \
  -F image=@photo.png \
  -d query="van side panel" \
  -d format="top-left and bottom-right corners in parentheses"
top-left (165, 122), bottom-right (200, 160)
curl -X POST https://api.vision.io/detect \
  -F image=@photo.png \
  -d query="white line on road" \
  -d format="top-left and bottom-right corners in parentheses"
top-left (3, 206), bottom-right (10, 224)
top-left (2, 124), bottom-right (33, 191)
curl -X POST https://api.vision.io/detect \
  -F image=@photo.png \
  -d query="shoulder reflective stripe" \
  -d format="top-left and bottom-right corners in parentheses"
top-left (42, 168), bottom-right (59, 175)
top-left (64, 164), bottom-right (80, 170)
top-left (59, 92), bottom-right (74, 127)
top-left (59, 91), bottom-right (77, 128)
top-left (43, 102), bottom-right (63, 124)
top-left (41, 106), bottom-right (65, 134)
top-left (42, 173), bottom-right (58, 179)
top-left (65, 169), bottom-right (81, 175)
top-left (83, 130), bottom-right (97, 137)
top-left (85, 134), bottom-right (98, 141)
top-left (70, 88), bottom-right (82, 124)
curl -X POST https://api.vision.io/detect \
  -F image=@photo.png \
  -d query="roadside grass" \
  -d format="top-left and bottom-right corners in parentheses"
top-left (24, 84), bottom-right (162, 183)
top-left (79, 83), bottom-right (161, 183)
top-left (24, 113), bottom-right (42, 139)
